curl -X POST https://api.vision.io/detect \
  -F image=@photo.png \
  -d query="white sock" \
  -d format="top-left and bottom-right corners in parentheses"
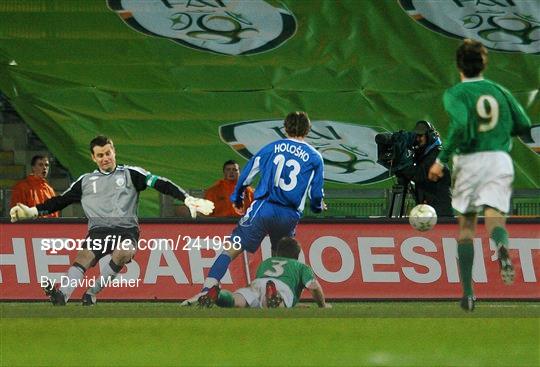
top-left (87, 260), bottom-right (122, 296)
top-left (59, 264), bottom-right (85, 301)
top-left (203, 277), bottom-right (218, 290)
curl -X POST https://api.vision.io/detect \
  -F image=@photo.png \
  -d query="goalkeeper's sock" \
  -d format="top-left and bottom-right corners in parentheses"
top-left (203, 253), bottom-right (232, 291)
top-left (490, 226), bottom-right (509, 250)
top-left (216, 290), bottom-right (235, 308)
top-left (457, 240), bottom-right (474, 297)
top-left (87, 259), bottom-right (123, 296)
top-left (59, 262), bottom-right (86, 301)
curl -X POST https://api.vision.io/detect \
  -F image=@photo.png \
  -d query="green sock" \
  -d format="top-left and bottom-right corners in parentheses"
top-left (491, 226), bottom-right (509, 249)
top-left (216, 290), bottom-right (235, 308)
top-left (457, 240), bottom-right (474, 297)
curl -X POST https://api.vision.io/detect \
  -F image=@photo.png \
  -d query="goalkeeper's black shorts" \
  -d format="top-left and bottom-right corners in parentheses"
top-left (85, 226), bottom-right (140, 262)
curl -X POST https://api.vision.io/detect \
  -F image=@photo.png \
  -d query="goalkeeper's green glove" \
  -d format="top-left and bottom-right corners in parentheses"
top-left (184, 196), bottom-right (214, 218)
top-left (10, 203), bottom-right (38, 222)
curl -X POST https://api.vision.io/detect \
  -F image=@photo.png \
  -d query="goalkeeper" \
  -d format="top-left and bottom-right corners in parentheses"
top-left (10, 135), bottom-right (214, 306)
top-left (193, 237), bottom-right (330, 309)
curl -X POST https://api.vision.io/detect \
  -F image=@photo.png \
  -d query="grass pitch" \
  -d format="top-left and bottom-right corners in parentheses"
top-left (1, 301), bottom-right (538, 367)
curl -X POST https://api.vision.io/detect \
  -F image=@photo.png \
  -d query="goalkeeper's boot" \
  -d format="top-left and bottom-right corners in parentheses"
top-left (42, 279), bottom-right (66, 306)
top-left (197, 285), bottom-right (220, 308)
top-left (265, 280), bottom-right (283, 308)
top-left (497, 244), bottom-right (515, 285)
top-left (460, 295), bottom-right (475, 312)
top-left (82, 293), bottom-right (96, 306)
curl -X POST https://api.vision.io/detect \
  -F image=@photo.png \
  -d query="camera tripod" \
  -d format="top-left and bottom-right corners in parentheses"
top-left (387, 177), bottom-right (411, 218)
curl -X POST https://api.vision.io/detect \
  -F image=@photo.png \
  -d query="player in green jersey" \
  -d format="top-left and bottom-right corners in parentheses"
top-left (201, 237), bottom-right (330, 308)
top-left (428, 39), bottom-right (531, 311)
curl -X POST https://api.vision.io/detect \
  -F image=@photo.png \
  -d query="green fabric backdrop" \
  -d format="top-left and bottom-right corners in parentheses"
top-left (0, 0), bottom-right (538, 215)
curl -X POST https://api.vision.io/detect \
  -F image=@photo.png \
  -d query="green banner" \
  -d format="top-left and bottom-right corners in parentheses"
top-left (0, 0), bottom-right (538, 215)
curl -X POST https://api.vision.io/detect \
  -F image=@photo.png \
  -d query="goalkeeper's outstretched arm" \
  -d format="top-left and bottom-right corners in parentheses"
top-left (130, 169), bottom-right (214, 218)
top-left (36, 178), bottom-right (83, 215)
top-left (10, 177), bottom-right (83, 222)
top-left (128, 168), bottom-right (189, 201)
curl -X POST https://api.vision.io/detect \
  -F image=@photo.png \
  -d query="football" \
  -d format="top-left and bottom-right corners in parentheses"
top-left (409, 204), bottom-right (437, 231)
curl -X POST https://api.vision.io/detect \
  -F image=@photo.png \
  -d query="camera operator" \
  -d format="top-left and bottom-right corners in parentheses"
top-left (375, 124), bottom-right (452, 217)
top-left (410, 121), bottom-right (453, 216)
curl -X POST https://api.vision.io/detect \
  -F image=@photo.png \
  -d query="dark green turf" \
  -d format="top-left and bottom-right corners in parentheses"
top-left (1, 301), bottom-right (539, 318)
top-left (1, 302), bottom-right (539, 366)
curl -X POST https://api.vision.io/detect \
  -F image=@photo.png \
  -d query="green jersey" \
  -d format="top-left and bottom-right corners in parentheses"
top-left (438, 78), bottom-right (531, 164)
top-left (256, 257), bottom-right (315, 306)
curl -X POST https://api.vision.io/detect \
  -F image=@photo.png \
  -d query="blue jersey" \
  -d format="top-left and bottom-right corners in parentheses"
top-left (231, 138), bottom-right (324, 214)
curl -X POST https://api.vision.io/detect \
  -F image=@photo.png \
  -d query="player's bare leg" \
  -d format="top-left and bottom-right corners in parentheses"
top-left (82, 245), bottom-right (136, 306)
top-left (42, 249), bottom-right (95, 306)
top-left (232, 293), bottom-right (248, 308)
top-left (484, 207), bottom-right (514, 285)
top-left (457, 213), bottom-right (477, 311)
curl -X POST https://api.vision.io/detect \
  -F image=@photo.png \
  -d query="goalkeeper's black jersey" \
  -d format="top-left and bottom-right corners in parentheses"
top-left (37, 165), bottom-right (188, 230)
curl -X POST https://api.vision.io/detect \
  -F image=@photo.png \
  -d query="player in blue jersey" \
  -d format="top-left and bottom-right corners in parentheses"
top-left (183, 111), bottom-right (325, 307)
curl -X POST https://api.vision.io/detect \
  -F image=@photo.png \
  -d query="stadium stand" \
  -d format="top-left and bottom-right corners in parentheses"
top-left (0, 96), bottom-right (82, 217)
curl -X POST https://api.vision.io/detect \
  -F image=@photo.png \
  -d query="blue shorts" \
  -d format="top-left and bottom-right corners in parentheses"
top-left (232, 200), bottom-right (301, 253)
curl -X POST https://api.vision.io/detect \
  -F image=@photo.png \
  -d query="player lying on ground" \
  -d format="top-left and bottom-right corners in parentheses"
top-left (185, 112), bottom-right (325, 307)
top-left (185, 237), bottom-right (331, 308)
top-left (10, 135), bottom-right (214, 306)
top-left (428, 39), bottom-right (531, 312)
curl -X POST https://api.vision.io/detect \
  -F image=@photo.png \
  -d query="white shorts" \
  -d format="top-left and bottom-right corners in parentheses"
top-left (234, 278), bottom-right (294, 308)
top-left (451, 151), bottom-right (514, 214)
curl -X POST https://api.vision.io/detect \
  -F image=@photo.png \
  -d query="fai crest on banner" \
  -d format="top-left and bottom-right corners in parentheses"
top-left (220, 119), bottom-right (390, 184)
top-left (108, 0), bottom-right (296, 55)
top-left (522, 124), bottom-right (540, 154)
top-left (399, 0), bottom-right (540, 54)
